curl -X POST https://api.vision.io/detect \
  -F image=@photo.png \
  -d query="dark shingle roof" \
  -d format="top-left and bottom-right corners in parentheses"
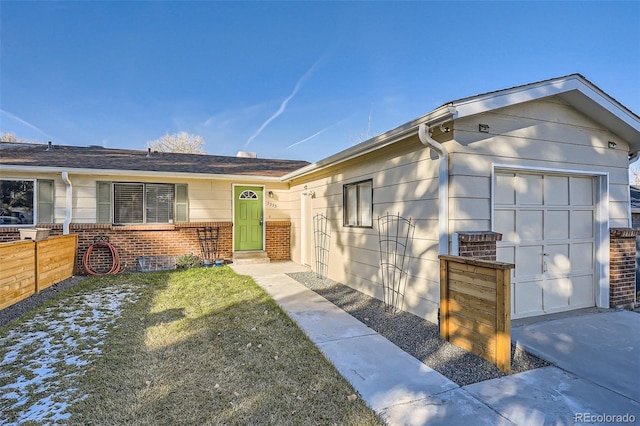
top-left (0, 142), bottom-right (309, 178)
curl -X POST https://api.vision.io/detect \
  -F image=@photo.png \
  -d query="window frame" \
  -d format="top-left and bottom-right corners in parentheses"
top-left (0, 178), bottom-right (54, 226)
top-left (98, 181), bottom-right (188, 225)
top-left (343, 179), bottom-right (373, 228)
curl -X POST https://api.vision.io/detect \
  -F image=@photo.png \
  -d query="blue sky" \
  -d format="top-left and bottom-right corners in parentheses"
top-left (1, 1), bottom-right (639, 162)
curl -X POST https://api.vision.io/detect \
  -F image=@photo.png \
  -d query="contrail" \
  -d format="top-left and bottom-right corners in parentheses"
top-left (285, 117), bottom-right (351, 150)
top-left (244, 62), bottom-right (319, 147)
top-left (0, 109), bottom-right (53, 139)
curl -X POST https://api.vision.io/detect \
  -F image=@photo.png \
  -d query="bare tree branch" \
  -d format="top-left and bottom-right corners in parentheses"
top-left (146, 132), bottom-right (206, 154)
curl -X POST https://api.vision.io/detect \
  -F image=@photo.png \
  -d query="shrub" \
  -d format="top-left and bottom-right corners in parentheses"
top-left (175, 254), bottom-right (203, 269)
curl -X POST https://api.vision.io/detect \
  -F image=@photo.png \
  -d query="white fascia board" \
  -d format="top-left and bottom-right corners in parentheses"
top-left (452, 75), bottom-right (583, 118)
top-left (282, 105), bottom-right (456, 181)
top-left (452, 75), bottom-right (640, 148)
top-left (0, 165), bottom-right (283, 182)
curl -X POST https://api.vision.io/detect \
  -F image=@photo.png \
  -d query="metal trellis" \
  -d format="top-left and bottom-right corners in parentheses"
top-left (196, 227), bottom-right (220, 261)
top-left (377, 213), bottom-right (415, 314)
top-left (313, 213), bottom-right (330, 279)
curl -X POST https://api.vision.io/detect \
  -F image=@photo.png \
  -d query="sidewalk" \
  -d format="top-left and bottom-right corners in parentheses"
top-left (231, 262), bottom-right (509, 425)
top-left (231, 262), bottom-right (640, 425)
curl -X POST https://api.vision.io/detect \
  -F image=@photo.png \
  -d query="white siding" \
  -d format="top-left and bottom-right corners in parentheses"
top-left (0, 171), bottom-right (294, 224)
top-left (291, 138), bottom-right (442, 323)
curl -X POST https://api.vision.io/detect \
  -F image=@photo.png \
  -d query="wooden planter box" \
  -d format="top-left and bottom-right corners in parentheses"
top-left (19, 228), bottom-right (51, 241)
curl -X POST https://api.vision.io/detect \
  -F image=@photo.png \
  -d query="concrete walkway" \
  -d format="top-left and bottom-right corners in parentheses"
top-left (231, 262), bottom-right (640, 425)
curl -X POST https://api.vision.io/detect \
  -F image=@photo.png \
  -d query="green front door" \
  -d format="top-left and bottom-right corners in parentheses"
top-left (234, 186), bottom-right (264, 251)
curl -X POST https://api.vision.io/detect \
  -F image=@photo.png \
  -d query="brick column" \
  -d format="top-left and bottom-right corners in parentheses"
top-left (609, 228), bottom-right (639, 309)
top-left (265, 221), bottom-right (291, 261)
top-left (457, 231), bottom-right (503, 261)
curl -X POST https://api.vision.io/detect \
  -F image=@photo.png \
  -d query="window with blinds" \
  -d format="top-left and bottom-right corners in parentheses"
top-left (108, 183), bottom-right (180, 224)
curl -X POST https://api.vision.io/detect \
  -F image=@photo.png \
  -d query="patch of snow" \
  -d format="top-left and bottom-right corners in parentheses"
top-left (0, 283), bottom-right (140, 425)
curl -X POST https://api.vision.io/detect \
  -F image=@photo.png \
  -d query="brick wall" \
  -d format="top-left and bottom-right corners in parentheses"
top-left (1, 222), bottom-right (233, 274)
top-left (457, 231), bottom-right (503, 261)
top-left (266, 221), bottom-right (291, 261)
top-left (609, 228), bottom-right (639, 309)
top-left (1, 220), bottom-right (292, 274)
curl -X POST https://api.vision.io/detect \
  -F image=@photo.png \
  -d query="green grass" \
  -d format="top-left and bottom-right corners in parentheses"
top-left (60, 267), bottom-right (383, 425)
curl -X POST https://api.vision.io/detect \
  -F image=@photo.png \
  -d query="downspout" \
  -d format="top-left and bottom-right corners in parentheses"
top-left (418, 123), bottom-right (449, 255)
top-left (61, 172), bottom-right (72, 235)
top-left (629, 151), bottom-right (640, 228)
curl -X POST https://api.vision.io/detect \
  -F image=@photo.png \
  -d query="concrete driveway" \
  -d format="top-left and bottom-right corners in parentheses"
top-left (464, 310), bottom-right (640, 424)
top-left (512, 310), bottom-right (640, 402)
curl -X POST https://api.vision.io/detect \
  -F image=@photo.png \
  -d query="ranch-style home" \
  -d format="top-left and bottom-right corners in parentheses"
top-left (2, 74), bottom-right (640, 320)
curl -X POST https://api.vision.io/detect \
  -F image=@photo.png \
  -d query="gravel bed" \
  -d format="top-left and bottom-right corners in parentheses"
top-left (288, 271), bottom-right (550, 386)
top-left (0, 276), bottom-right (88, 328)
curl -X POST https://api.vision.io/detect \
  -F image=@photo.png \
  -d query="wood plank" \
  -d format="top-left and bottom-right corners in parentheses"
top-left (0, 287), bottom-right (35, 310)
top-left (440, 259), bottom-right (449, 340)
top-left (449, 290), bottom-right (496, 319)
top-left (0, 270), bottom-right (35, 288)
top-left (439, 254), bottom-right (514, 270)
top-left (448, 278), bottom-right (497, 302)
top-left (495, 269), bottom-right (511, 373)
top-left (448, 268), bottom-right (498, 290)
top-left (449, 314), bottom-right (496, 338)
top-left (35, 235), bottom-right (77, 292)
top-left (449, 262), bottom-right (498, 281)
top-left (449, 334), bottom-right (496, 360)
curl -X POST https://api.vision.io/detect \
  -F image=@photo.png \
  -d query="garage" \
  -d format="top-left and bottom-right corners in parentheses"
top-left (494, 171), bottom-right (597, 319)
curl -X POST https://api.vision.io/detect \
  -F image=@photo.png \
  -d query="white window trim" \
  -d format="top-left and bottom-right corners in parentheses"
top-left (0, 178), bottom-right (37, 227)
top-left (343, 179), bottom-right (373, 228)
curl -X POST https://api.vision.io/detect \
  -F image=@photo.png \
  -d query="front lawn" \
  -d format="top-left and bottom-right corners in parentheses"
top-left (0, 267), bottom-right (383, 425)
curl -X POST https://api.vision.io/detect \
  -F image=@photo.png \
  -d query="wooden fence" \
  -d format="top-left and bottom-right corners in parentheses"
top-left (439, 254), bottom-right (514, 373)
top-left (0, 235), bottom-right (78, 310)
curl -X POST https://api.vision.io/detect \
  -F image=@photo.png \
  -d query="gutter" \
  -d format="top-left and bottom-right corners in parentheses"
top-left (61, 172), bottom-right (72, 235)
top-left (0, 165), bottom-right (284, 182)
top-left (418, 123), bottom-right (450, 255)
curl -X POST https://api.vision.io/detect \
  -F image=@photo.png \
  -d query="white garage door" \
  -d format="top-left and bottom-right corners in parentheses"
top-left (494, 172), bottom-right (596, 319)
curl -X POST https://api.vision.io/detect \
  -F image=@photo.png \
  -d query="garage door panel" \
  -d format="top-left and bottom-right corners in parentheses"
top-left (545, 210), bottom-right (569, 240)
top-left (497, 246), bottom-right (515, 265)
top-left (517, 210), bottom-right (543, 241)
top-left (494, 210), bottom-right (516, 241)
top-left (570, 177), bottom-right (594, 206)
top-left (516, 245), bottom-right (543, 277)
top-left (571, 210), bottom-right (594, 239)
top-left (517, 175), bottom-right (543, 205)
top-left (543, 277), bottom-right (571, 311)
top-left (571, 242), bottom-right (594, 272)
top-left (513, 279), bottom-right (543, 315)
top-left (571, 275), bottom-right (595, 307)
top-left (544, 176), bottom-right (569, 205)
top-left (495, 173), bottom-right (516, 205)
top-left (545, 244), bottom-right (570, 276)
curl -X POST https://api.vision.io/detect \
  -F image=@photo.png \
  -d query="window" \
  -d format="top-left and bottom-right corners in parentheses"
top-left (0, 179), bottom-right (54, 226)
top-left (239, 190), bottom-right (258, 199)
top-left (343, 179), bottom-right (373, 227)
top-left (97, 182), bottom-right (188, 224)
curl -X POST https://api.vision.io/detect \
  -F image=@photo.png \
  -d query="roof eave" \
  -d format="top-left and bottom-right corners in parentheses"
top-left (282, 105), bottom-right (456, 181)
top-left (0, 165), bottom-right (285, 182)
top-left (451, 74), bottom-right (640, 151)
